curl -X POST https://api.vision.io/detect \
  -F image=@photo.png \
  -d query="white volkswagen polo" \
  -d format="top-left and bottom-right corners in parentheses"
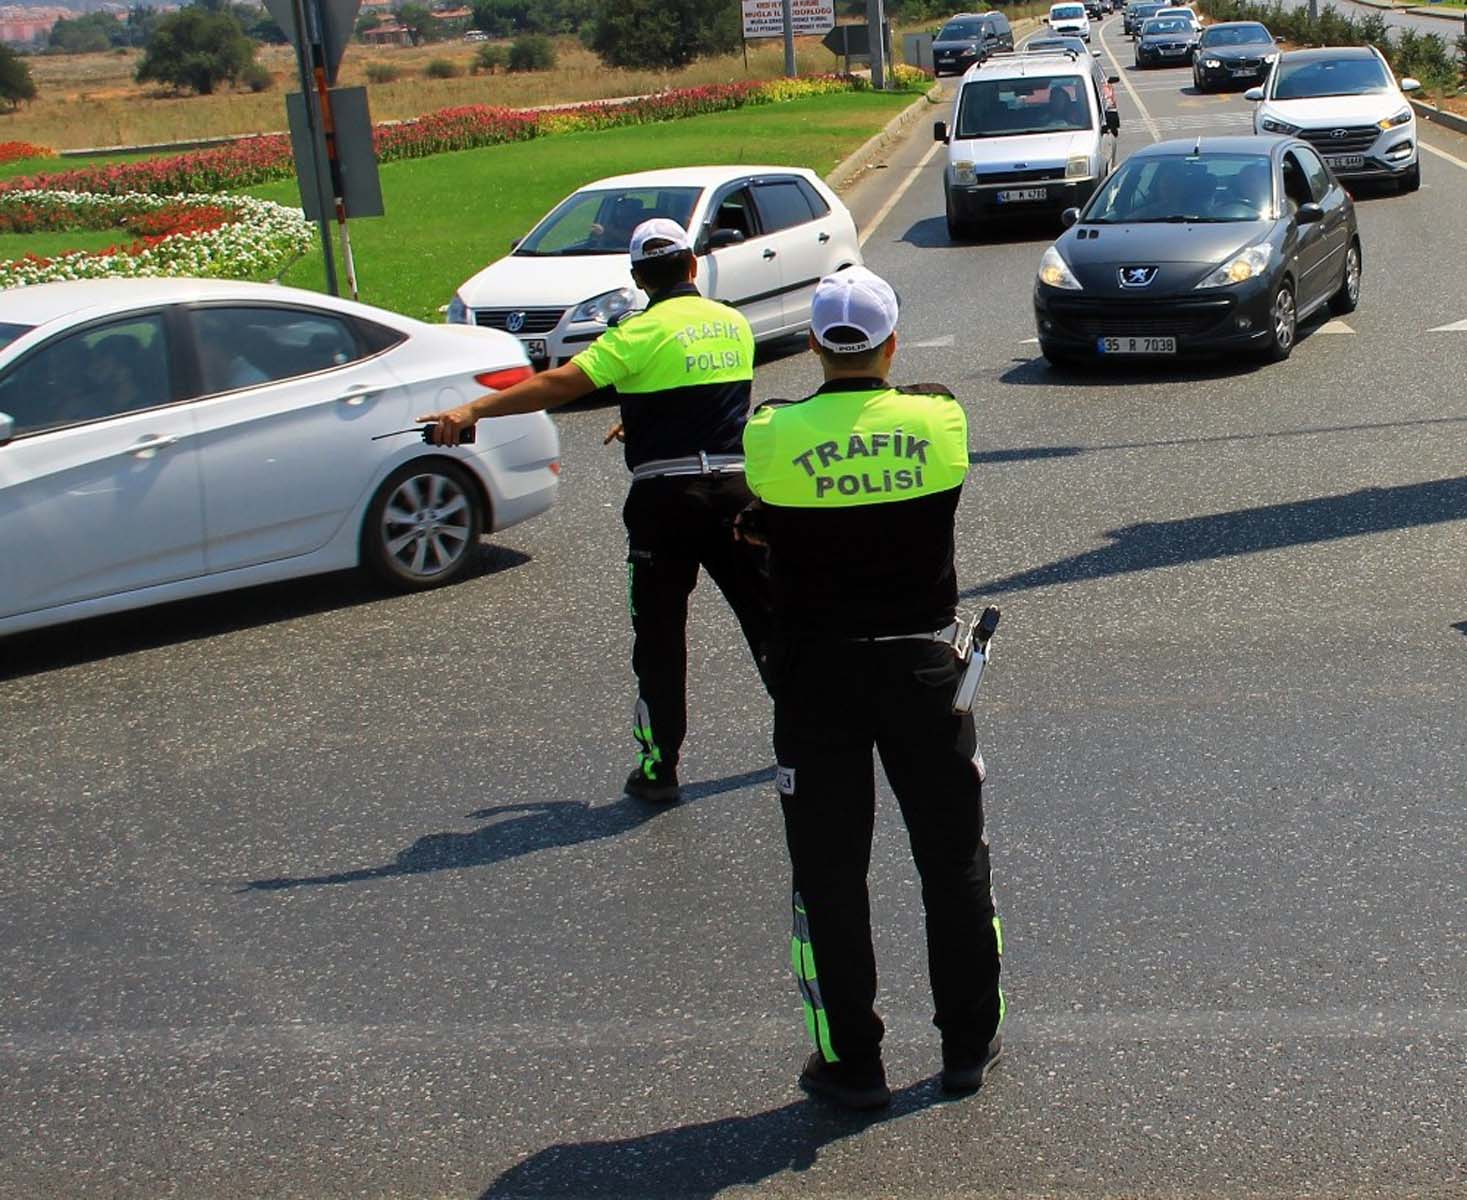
top-left (446, 166), bottom-right (862, 368)
top-left (0, 278), bottom-right (560, 637)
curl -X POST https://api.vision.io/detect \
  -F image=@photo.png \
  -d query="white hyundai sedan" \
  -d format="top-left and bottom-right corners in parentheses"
top-left (447, 166), bottom-right (862, 368)
top-left (0, 278), bottom-right (560, 638)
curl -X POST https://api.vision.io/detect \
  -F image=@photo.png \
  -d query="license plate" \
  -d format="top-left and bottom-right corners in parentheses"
top-left (1161, 46), bottom-right (1184, 54)
top-left (1097, 335), bottom-right (1177, 355)
top-left (1326, 155), bottom-right (1364, 170)
top-left (996, 188), bottom-right (1047, 203)
top-left (1230, 67), bottom-right (1255, 76)
top-left (520, 337), bottom-right (548, 360)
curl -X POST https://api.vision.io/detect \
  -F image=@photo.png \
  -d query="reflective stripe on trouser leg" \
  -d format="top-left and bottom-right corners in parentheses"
top-left (626, 561), bottom-right (636, 618)
top-left (632, 697), bottom-right (663, 780)
top-left (790, 891), bottom-right (838, 1063)
top-left (994, 913), bottom-right (1007, 1027)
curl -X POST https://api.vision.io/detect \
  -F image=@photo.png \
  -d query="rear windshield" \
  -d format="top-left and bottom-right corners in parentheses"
top-left (1272, 55), bottom-right (1391, 99)
top-left (1201, 23), bottom-right (1271, 45)
top-left (958, 74), bottom-right (1091, 138)
top-left (0, 322), bottom-right (32, 352)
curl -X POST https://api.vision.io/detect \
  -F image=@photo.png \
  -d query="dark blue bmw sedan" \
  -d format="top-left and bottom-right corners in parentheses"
top-left (1032, 136), bottom-right (1360, 366)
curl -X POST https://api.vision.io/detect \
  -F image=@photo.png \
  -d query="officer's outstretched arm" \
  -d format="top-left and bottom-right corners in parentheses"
top-left (418, 363), bottom-right (597, 445)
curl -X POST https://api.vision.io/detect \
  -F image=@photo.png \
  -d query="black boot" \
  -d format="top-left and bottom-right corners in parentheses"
top-left (798, 1051), bottom-right (891, 1111)
top-left (940, 1034), bottom-right (1002, 1094)
top-left (623, 765), bottom-right (681, 804)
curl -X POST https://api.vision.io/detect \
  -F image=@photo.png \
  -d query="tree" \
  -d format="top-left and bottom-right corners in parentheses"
top-left (135, 6), bottom-right (257, 95)
top-left (48, 12), bottom-right (126, 54)
top-left (125, 5), bottom-right (160, 48)
top-left (589, 0), bottom-right (739, 69)
top-left (0, 44), bottom-right (37, 110)
top-left (395, 2), bottom-right (440, 45)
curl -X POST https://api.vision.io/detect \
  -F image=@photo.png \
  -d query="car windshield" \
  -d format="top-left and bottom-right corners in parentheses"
top-left (957, 75), bottom-right (1091, 138)
top-left (939, 20), bottom-right (984, 38)
top-left (1202, 23), bottom-right (1270, 45)
top-left (516, 186), bottom-right (702, 256)
top-left (0, 321), bottom-right (33, 351)
top-left (1143, 18), bottom-right (1190, 33)
top-left (1051, 5), bottom-right (1085, 18)
top-left (1272, 56), bottom-right (1391, 99)
top-left (1083, 153), bottom-right (1274, 223)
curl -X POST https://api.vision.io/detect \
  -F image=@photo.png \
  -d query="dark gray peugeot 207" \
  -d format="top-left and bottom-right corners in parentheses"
top-left (1033, 136), bottom-right (1361, 366)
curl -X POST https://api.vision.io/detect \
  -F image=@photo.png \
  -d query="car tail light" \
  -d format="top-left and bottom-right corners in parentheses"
top-left (549, 460), bottom-right (561, 476)
top-left (474, 365), bottom-right (534, 391)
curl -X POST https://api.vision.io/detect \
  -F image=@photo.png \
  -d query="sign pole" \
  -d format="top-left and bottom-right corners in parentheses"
top-left (288, 0), bottom-right (339, 295)
top-left (866, 0), bottom-right (886, 89)
top-left (781, 0), bottom-right (796, 76)
top-left (310, 29), bottom-right (359, 299)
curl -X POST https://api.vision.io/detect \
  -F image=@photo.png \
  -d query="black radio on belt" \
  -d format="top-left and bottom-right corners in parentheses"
top-left (370, 424), bottom-right (476, 445)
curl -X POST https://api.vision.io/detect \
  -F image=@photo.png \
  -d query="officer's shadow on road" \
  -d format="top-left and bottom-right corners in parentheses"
top-left (477, 1082), bottom-right (944, 1199)
top-left (238, 766), bottom-right (773, 893)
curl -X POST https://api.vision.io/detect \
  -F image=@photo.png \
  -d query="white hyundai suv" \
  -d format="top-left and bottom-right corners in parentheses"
top-left (447, 167), bottom-right (861, 368)
top-left (1247, 45), bottom-right (1421, 192)
top-left (1046, 2), bottom-right (1091, 42)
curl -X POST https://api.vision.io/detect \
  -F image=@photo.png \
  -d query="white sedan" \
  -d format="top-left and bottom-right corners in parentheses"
top-left (447, 165), bottom-right (863, 368)
top-left (0, 278), bottom-right (560, 638)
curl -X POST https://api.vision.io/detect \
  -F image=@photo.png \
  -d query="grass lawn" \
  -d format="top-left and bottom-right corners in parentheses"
top-left (245, 90), bottom-right (921, 321)
top-left (0, 229), bottom-right (125, 258)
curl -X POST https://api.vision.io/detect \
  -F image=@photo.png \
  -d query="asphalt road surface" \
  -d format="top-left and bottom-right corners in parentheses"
top-left (3, 20), bottom-right (1466, 1198)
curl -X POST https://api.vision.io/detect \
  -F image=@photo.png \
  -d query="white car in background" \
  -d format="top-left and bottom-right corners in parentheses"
top-left (1247, 45), bottom-right (1422, 191)
top-left (447, 166), bottom-right (862, 368)
top-left (0, 278), bottom-right (560, 637)
top-left (1045, 2), bottom-right (1091, 42)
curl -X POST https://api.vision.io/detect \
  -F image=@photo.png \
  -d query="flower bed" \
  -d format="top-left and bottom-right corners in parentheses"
top-left (0, 141), bottom-right (55, 166)
top-left (0, 191), bottom-right (314, 288)
top-left (1, 73), bottom-right (927, 198)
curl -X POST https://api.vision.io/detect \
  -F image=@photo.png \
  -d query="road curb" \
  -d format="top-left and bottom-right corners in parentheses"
top-left (826, 83), bottom-right (948, 193)
top-left (1411, 96), bottom-right (1467, 135)
top-left (1403, 4), bottom-right (1467, 18)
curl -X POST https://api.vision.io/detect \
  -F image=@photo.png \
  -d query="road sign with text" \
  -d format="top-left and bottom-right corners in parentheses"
top-left (742, 0), bottom-right (835, 38)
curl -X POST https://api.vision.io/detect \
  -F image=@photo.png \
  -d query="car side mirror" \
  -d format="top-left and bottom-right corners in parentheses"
top-left (1061, 206), bottom-right (1081, 228)
top-left (1107, 72), bottom-right (1119, 83)
top-left (1106, 108), bottom-right (1120, 133)
top-left (1401, 77), bottom-right (1421, 93)
top-left (1295, 202), bottom-right (1324, 225)
top-left (1093, 50), bottom-right (1103, 57)
top-left (707, 228), bottom-right (745, 250)
top-left (1243, 86), bottom-right (1264, 101)
top-left (934, 120), bottom-right (949, 143)
top-left (0, 411), bottom-right (12, 447)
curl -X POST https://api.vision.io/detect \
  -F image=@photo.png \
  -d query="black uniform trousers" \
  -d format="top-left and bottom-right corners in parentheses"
top-left (771, 634), bottom-right (1002, 1069)
top-left (623, 473), bottom-right (770, 777)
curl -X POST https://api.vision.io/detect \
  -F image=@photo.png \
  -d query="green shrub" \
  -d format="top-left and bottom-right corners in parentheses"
top-left (365, 61), bottom-right (402, 83)
top-left (508, 33), bottom-right (555, 72)
top-left (241, 62), bottom-right (274, 92)
top-left (472, 42), bottom-right (507, 73)
top-left (423, 57), bottom-right (462, 78)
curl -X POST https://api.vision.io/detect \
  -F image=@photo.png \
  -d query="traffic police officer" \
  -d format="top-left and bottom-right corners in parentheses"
top-left (740, 267), bottom-right (1003, 1110)
top-left (420, 218), bottom-right (769, 804)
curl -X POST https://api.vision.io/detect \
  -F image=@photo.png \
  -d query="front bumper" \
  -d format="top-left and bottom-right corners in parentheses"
top-left (1136, 43), bottom-right (1193, 66)
top-left (934, 50), bottom-right (982, 75)
top-left (1194, 58), bottom-right (1270, 86)
top-left (1307, 137), bottom-right (1417, 180)
top-left (1033, 278), bottom-right (1276, 356)
top-left (949, 175), bottom-right (1100, 221)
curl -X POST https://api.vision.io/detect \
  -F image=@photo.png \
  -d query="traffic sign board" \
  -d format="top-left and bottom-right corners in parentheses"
top-left (742, 0), bottom-right (835, 39)
top-left (264, 0), bottom-right (359, 84)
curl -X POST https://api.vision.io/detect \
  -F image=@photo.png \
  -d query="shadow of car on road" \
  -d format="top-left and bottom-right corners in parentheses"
top-left (900, 215), bottom-right (1059, 251)
top-left (0, 544), bottom-right (532, 683)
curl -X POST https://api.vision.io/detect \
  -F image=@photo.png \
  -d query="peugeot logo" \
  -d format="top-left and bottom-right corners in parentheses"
top-left (1330, 129), bottom-right (1348, 139)
top-left (505, 311), bottom-right (527, 333)
top-left (1119, 266), bottom-right (1158, 288)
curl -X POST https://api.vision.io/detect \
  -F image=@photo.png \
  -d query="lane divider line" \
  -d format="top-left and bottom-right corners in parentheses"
top-left (1420, 139), bottom-right (1467, 171)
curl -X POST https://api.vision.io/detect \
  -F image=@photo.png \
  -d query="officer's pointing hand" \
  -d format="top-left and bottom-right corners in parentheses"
top-left (416, 404), bottom-right (477, 446)
top-left (603, 421), bottom-right (625, 445)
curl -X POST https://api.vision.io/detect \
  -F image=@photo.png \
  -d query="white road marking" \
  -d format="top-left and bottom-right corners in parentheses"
top-left (1020, 336), bottom-right (1040, 344)
top-left (1420, 139), bottom-right (1467, 171)
top-left (1099, 17), bottom-right (1161, 141)
top-left (1429, 318), bottom-right (1467, 332)
top-left (1318, 320), bottom-right (1355, 334)
top-left (859, 141), bottom-right (941, 247)
top-left (909, 334), bottom-right (956, 347)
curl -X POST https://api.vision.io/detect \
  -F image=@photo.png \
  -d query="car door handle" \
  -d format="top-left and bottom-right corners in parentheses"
top-left (336, 384), bottom-right (382, 406)
top-left (123, 434), bottom-right (178, 460)
top-left (818, 232), bottom-right (831, 243)
top-left (763, 248), bottom-right (777, 260)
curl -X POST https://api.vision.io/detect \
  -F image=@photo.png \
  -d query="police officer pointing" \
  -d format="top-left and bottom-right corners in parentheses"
top-left (420, 218), bottom-right (768, 804)
top-left (741, 268), bottom-right (1003, 1110)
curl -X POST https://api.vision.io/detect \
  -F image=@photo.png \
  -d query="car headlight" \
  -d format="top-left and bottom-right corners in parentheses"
top-left (1263, 52), bottom-right (1278, 63)
top-left (1203, 57), bottom-right (1221, 68)
top-left (1378, 108), bottom-right (1412, 130)
top-left (1196, 243), bottom-right (1273, 289)
top-left (1066, 155), bottom-right (1091, 179)
top-left (952, 160), bottom-right (977, 185)
top-left (571, 287), bottom-right (636, 325)
top-left (1038, 245), bottom-right (1083, 290)
top-left (1259, 115), bottom-right (1298, 135)
top-left (446, 294), bottom-right (469, 324)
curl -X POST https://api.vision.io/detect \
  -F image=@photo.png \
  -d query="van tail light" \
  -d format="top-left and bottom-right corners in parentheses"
top-left (474, 365), bottom-right (534, 391)
top-left (549, 460), bottom-right (561, 476)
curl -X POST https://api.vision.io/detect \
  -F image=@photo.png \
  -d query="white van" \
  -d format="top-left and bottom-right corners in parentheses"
top-left (1046, 2), bottom-right (1091, 42)
top-left (934, 51), bottom-right (1120, 238)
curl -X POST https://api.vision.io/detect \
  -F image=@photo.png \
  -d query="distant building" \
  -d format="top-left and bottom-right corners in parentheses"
top-left (0, 5), bottom-right (71, 46)
top-left (362, 20), bottom-right (410, 45)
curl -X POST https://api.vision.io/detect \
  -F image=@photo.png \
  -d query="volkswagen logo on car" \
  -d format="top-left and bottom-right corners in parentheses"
top-left (505, 311), bottom-right (527, 333)
top-left (1118, 266), bottom-right (1158, 288)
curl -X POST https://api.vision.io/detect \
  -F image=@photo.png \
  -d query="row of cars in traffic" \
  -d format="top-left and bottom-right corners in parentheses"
top-left (0, 8), bottom-right (1430, 635)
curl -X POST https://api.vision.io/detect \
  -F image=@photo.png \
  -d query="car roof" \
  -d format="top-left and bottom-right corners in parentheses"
top-left (0, 278), bottom-right (417, 333)
top-left (1276, 45), bottom-right (1379, 62)
top-left (1131, 135), bottom-right (1285, 157)
top-left (1204, 19), bottom-right (1270, 27)
top-left (574, 165), bottom-right (816, 190)
top-left (968, 51), bottom-right (1087, 79)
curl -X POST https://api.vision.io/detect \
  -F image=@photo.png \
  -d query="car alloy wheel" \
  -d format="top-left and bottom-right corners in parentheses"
top-left (1331, 242), bottom-right (1361, 315)
top-left (364, 459), bottom-right (484, 589)
top-left (1266, 283), bottom-right (1296, 361)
